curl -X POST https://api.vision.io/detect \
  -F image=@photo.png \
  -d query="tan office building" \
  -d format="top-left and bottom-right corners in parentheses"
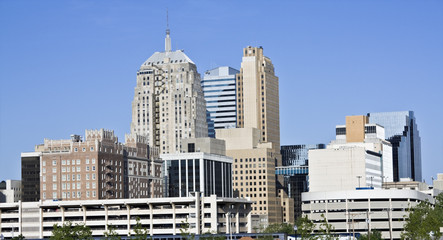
top-left (217, 46), bottom-right (293, 226)
top-left (29, 129), bottom-right (162, 201)
top-left (236, 46), bottom-right (280, 151)
top-left (130, 28), bottom-right (208, 154)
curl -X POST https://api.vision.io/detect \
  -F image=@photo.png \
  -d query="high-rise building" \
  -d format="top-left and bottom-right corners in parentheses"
top-left (308, 115), bottom-right (393, 192)
top-left (21, 152), bottom-right (41, 202)
top-left (130, 28), bottom-right (208, 154)
top-left (22, 129), bottom-right (162, 201)
top-left (217, 46), bottom-right (291, 225)
top-left (236, 46), bottom-right (280, 150)
top-left (162, 138), bottom-right (233, 198)
top-left (367, 111), bottom-right (422, 181)
top-left (202, 66), bottom-right (239, 137)
top-left (281, 144), bottom-right (326, 166)
top-left (278, 144), bottom-right (325, 220)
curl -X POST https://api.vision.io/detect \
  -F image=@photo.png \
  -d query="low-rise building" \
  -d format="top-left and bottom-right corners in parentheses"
top-left (0, 194), bottom-right (253, 239)
top-left (302, 188), bottom-right (440, 239)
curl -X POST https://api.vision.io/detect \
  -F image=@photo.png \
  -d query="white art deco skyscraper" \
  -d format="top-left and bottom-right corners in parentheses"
top-left (130, 28), bottom-right (208, 154)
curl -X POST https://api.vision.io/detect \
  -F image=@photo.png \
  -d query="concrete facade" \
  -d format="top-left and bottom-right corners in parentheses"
top-left (0, 194), bottom-right (253, 239)
top-left (236, 46), bottom-right (280, 151)
top-left (130, 29), bottom-right (208, 154)
top-left (302, 188), bottom-right (440, 240)
top-left (0, 180), bottom-right (21, 203)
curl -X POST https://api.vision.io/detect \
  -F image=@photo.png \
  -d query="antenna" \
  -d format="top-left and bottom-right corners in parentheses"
top-left (166, 8), bottom-right (170, 33)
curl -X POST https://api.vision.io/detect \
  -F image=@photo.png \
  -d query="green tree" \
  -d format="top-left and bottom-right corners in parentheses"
top-left (263, 222), bottom-right (295, 235)
top-left (199, 231), bottom-right (225, 240)
top-left (103, 225), bottom-right (121, 240)
top-left (179, 217), bottom-right (195, 240)
top-left (11, 234), bottom-right (25, 240)
top-left (50, 221), bottom-right (92, 240)
top-left (359, 230), bottom-right (382, 240)
top-left (318, 214), bottom-right (337, 240)
top-left (132, 217), bottom-right (149, 240)
top-left (295, 216), bottom-right (315, 240)
top-left (401, 193), bottom-right (443, 240)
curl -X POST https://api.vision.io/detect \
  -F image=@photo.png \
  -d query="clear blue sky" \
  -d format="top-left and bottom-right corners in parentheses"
top-left (1, 1), bottom-right (442, 183)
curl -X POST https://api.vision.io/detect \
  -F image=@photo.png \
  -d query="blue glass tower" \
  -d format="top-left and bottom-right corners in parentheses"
top-left (202, 66), bottom-right (239, 137)
top-left (367, 111), bottom-right (422, 182)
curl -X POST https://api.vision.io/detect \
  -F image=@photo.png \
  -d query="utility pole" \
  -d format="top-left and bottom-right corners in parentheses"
top-left (357, 176), bottom-right (362, 188)
top-left (366, 210), bottom-right (371, 240)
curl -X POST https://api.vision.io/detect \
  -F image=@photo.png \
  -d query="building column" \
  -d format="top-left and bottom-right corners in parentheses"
top-left (82, 206), bottom-right (87, 224)
top-left (39, 201), bottom-right (43, 239)
top-left (126, 204), bottom-right (131, 236)
top-left (172, 203), bottom-right (176, 235)
top-left (149, 203), bottom-right (153, 236)
top-left (104, 205), bottom-right (108, 231)
top-left (18, 200), bottom-right (22, 235)
top-left (61, 207), bottom-right (65, 223)
top-left (247, 204), bottom-right (252, 233)
top-left (235, 204), bottom-right (240, 233)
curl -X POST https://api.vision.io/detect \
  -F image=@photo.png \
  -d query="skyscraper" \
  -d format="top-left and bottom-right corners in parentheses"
top-left (202, 66), bottom-right (239, 137)
top-left (367, 111), bottom-right (422, 181)
top-left (217, 46), bottom-right (293, 225)
top-left (236, 46), bottom-right (280, 150)
top-left (130, 28), bottom-right (208, 154)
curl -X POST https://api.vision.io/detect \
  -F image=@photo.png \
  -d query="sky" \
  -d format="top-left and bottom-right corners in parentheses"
top-left (0, 1), bottom-right (442, 184)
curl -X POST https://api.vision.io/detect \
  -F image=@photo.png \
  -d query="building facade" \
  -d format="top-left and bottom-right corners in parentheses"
top-left (302, 188), bottom-right (440, 240)
top-left (367, 111), bottom-right (422, 182)
top-left (22, 129), bottom-right (162, 202)
top-left (21, 152), bottom-right (41, 202)
top-left (281, 144), bottom-right (325, 166)
top-left (162, 138), bottom-right (233, 198)
top-left (236, 46), bottom-right (280, 150)
top-left (130, 28), bottom-right (208, 154)
top-left (309, 116), bottom-right (393, 192)
top-left (0, 180), bottom-right (21, 203)
top-left (0, 194), bottom-right (253, 239)
top-left (202, 66), bottom-right (239, 137)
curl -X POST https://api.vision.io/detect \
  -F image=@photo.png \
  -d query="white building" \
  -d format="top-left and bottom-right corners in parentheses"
top-left (0, 194), bottom-right (253, 239)
top-left (308, 115), bottom-right (393, 192)
top-left (0, 180), bottom-right (21, 203)
top-left (162, 138), bottom-right (233, 198)
top-left (302, 188), bottom-right (441, 240)
top-left (130, 27), bottom-right (208, 154)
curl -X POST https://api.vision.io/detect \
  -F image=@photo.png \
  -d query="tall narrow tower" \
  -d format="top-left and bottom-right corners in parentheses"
top-left (130, 29), bottom-right (208, 154)
top-left (237, 46), bottom-right (280, 150)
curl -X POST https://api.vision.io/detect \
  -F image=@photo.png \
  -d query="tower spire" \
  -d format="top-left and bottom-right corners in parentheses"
top-left (165, 9), bottom-right (171, 52)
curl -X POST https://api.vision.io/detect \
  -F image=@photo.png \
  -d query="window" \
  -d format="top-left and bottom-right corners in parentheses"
top-left (77, 166), bottom-right (80, 172)
top-left (74, 148), bottom-right (78, 152)
top-left (86, 159), bottom-right (90, 164)
top-left (62, 167), bottom-right (66, 172)
top-left (42, 161), bottom-right (46, 167)
top-left (92, 158), bottom-right (96, 164)
top-left (53, 183), bottom-right (57, 190)
top-left (42, 176), bottom-right (46, 182)
top-left (77, 174), bottom-right (81, 181)
top-left (62, 175), bottom-right (66, 181)
top-left (86, 182), bottom-right (90, 189)
top-left (92, 166), bottom-right (95, 171)
top-left (92, 191), bottom-right (96, 197)
top-left (86, 174), bottom-right (90, 180)
top-left (77, 183), bottom-right (81, 189)
top-left (52, 160), bottom-right (57, 166)
top-left (42, 168), bottom-right (46, 173)
top-left (52, 175), bottom-right (56, 182)
top-left (92, 182), bottom-right (96, 189)
top-left (53, 192), bottom-right (57, 199)
top-left (52, 168), bottom-right (56, 173)
top-left (72, 160), bottom-right (75, 165)
top-left (82, 148), bottom-right (86, 152)
top-left (43, 184), bottom-right (46, 190)
top-left (76, 159), bottom-right (81, 165)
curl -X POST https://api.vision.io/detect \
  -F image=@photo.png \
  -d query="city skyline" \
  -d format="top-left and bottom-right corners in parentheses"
top-left (1, 1), bottom-right (442, 183)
